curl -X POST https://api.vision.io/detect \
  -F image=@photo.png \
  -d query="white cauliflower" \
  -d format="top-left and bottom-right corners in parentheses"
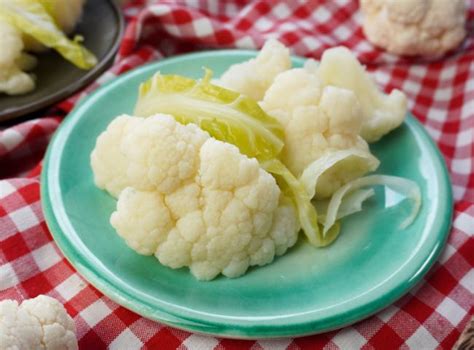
top-left (218, 39), bottom-right (291, 101)
top-left (317, 46), bottom-right (407, 142)
top-left (0, 295), bottom-right (77, 350)
top-left (360, 0), bottom-right (467, 57)
top-left (90, 116), bottom-right (142, 197)
top-left (0, 20), bottom-right (35, 95)
top-left (261, 63), bottom-right (379, 198)
top-left (91, 114), bottom-right (299, 280)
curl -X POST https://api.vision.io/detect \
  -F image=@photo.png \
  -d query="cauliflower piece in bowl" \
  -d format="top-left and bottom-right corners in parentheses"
top-left (218, 38), bottom-right (291, 101)
top-left (317, 46), bottom-right (407, 143)
top-left (261, 64), bottom-right (379, 198)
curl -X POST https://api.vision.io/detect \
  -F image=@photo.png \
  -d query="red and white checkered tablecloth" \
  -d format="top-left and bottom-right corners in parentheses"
top-left (1, 1), bottom-right (473, 349)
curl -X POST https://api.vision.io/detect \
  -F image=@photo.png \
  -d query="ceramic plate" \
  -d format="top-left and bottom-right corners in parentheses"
top-left (41, 51), bottom-right (453, 339)
top-left (0, 0), bottom-right (124, 122)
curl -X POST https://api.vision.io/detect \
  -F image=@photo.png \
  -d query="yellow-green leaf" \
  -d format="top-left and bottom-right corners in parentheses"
top-left (0, 0), bottom-right (97, 70)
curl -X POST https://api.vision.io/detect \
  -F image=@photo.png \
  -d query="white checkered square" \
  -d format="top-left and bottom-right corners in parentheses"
top-left (109, 329), bottom-right (143, 350)
top-left (207, 0), bottom-right (218, 14)
top-left (373, 69), bottom-right (391, 86)
top-left (436, 297), bottom-right (466, 326)
top-left (301, 36), bottom-right (321, 51)
top-left (408, 65), bottom-right (427, 79)
top-left (311, 6), bottom-right (331, 22)
top-left (461, 99), bottom-right (474, 119)
top-left (452, 158), bottom-right (472, 175)
top-left (32, 243), bottom-right (61, 272)
top-left (406, 326), bottom-right (438, 349)
top-left (259, 338), bottom-right (292, 350)
top-left (80, 299), bottom-right (112, 328)
top-left (192, 18), bottom-right (214, 37)
top-left (8, 206), bottom-right (39, 232)
top-left (0, 129), bottom-right (23, 151)
top-left (182, 334), bottom-right (219, 350)
top-left (453, 212), bottom-right (474, 235)
top-left (235, 36), bottom-right (256, 49)
top-left (378, 305), bottom-right (399, 322)
top-left (149, 4), bottom-right (172, 16)
top-left (456, 129), bottom-right (473, 147)
top-left (459, 269), bottom-right (474, 294)
top-left (403, 80), bottom-right (422, 95)
top-left (255, 17), bottom-right (273, 31)
top-left (280, 22), bottom-right (299, 32)
top-left (332, 327), bottom-right (367, 350)
top-left (428, 107), bottom-right (447, 122)
top-left (434, 87), bottom-right (453, 102)
top-left (55, 274), bottom-right (87, 300)
top-left (452, 185), bottom-right (466, 201)
top-left (0, 181), bottom-right (16, 199)
top-left (0, 263), bottom-right (19, 291)
top-left (439, 243), bottom-right (457, 263)
top-left (272, 3), bottom-right (291, 19)
top-left (424, 124), bottom-right (442, 141)
top-left (332, 25), bottom-right (352, 41)
top-left (439, 65), bottom-right (457, 81)
top-left (163, 23), bottom-right (181, 36)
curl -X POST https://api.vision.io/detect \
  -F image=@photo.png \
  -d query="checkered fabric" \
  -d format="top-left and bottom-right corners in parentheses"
top-left (1, 1), bottom-right (473, 349)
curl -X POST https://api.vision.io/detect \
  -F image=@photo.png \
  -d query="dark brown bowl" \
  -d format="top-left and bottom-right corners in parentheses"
top-left (0, 0), bottom-right (124, 122)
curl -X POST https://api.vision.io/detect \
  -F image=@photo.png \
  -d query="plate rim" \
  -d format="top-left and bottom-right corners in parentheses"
top-left (41, 50), bottom-right (453, 339)
top-left (0, 0), bottom-right (125, 122)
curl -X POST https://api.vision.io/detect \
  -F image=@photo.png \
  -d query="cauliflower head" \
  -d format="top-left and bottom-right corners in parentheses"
top-left (317, 46), bottom-right (407, 142)
top-left (261, 64), bottom-right (379, 198)
top-left (218, 39), bottom-right (291, 101)
top-left (360, 0), bottom-right (467, 57)
top-left (0, 20), bottom-right (35, 95)
top-left (0, 295), bottom-right (77, 350)
top-left (92, 114), bottom-right (299, 280)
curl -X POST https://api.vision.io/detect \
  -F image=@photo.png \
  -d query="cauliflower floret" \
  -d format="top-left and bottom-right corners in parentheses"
top-left (317, 46), bottom-right (407, 142)
top-left (90, 115), bottom-right (142, 197)
top-left (218, 39), bottom-right (291, 101)
top-left (0, 295), bottom-right (77, 350)
top-left (261, 66), bottom-right (378, 198)
top-left (0, 20), bottom-right (35, 95)
top-left (360, 0), bottom-right (467, 57)
top-left (93, 114), bottom-right (299, 280)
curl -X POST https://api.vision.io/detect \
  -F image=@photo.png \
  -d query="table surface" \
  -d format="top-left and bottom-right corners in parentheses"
top-left (0, 1), bottom-right (473, 349)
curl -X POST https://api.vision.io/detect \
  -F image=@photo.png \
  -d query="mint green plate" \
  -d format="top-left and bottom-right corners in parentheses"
top-left (41, 51), bottom-right (453, 339)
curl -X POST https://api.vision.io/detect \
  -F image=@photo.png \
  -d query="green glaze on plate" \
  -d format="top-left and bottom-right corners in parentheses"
top-left (41, 51), bottom-right (453, 339)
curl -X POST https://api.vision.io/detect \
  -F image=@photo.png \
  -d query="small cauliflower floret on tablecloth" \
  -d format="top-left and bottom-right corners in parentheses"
top-left (0, 295), bottom-right (78, 350)
top-left (360, 0), bottom-right (467, 57)
top-left (92, 114), bottom-right (299, 280)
